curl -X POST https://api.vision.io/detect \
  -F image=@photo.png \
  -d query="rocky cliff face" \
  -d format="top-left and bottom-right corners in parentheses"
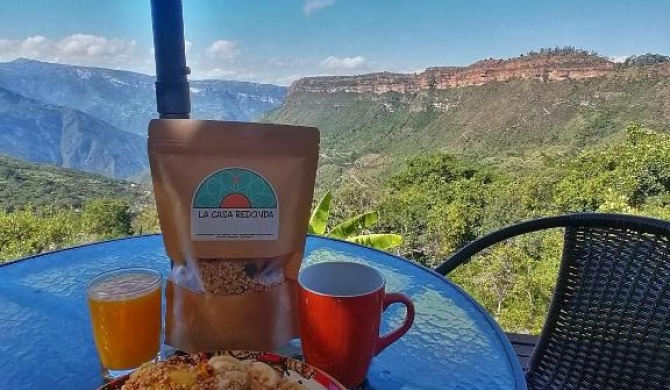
top-left (290, 53), bottom-right (670, 94)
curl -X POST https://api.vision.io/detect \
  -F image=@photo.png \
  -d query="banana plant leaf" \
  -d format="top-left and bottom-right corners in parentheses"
top-left (347, 233), bottom-right (403, 250)
top-left (308, 191), bottom-right (331, 235)
top-left (327, 211), bottom-right (378, 239)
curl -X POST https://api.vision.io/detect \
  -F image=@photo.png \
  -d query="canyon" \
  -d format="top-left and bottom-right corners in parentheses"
top-left (290, 53), bottom-right (670, 94)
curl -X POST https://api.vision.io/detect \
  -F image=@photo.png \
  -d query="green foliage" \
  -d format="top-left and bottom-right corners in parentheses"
top-left (265, 73), bottom-right (670, 190)
top-left (624, 53), bottom-right (670, 66)
top-left (0, 154), bottom-right (141, 211)
top-left (426, 201), bottom-right (477, 258)
top-left (553, 124), bottom-right (670, 212)
top-left (331, 124), bottom-right (670, 333)
top-left (0, 206), bottom-right (80, 261)
top-left (132, 204), bottom-right (161, 235)
top-left (3, 112), bottom-right (670, 337)
top-left (348, 234), bottom-right (403, 251)
top-left (308, 191), bottom-right (331, 235)
top-left (387, 153), bottom-right (480, 190)
top-left (449, 232), bottom-right (562, 333)
top-left (309, 191), bottom-right (402, 250)
top-left (0, 198), bottom-right (152, 262)
top-left (375, 186), bottom-right (432, 260)
top-left (377, 154), bottom-right (493, 265)
top-left (328, 211), bottom-right (378, 239)
top-left (526, 46), bottom-right (596, 57)
top-left (0, 156), bottom-right (157, 262)
top-left (81, 198), bottom-right (133, 239)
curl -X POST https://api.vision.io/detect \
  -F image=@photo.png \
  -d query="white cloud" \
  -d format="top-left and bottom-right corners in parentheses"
top-left (205, 40), bottom-right (239, 60)
top-left (303, 0), bottom-right (336, 15)
top-left (0, 34), bottom-right (137, 67)
top-left (57, 34), bottom-right (135, 58)
top-left (273, 74), bottom-right (303, 86)
top-left (0, 34), bottom-right (377, 85)
top-left (14, 35), bottom-right (50, 58)
top-left (200, 67), bottom-right (238, 79)
top-left (609, 55), bottom-right (629, 63)
top-left (319, 55), bottom-right (367, 70)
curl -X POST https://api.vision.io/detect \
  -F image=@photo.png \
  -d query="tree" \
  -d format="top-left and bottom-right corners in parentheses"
top-left (81, 198), bottom-right (133, 239)
top-left (0, 206), bottom-right (80, 262)
top-left (308, 191), bottom-right (402, 251)
top-left (552, 123), bottom-right (670, 212)
top-left (132, 204), bottom-right (161, 235)
top-left (624, 53), bottom-right (670, 66)
top-left (378, 153), bottom-right (494, 265)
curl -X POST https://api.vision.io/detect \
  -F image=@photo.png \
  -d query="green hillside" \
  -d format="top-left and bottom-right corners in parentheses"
top-left (266, 72), bottom-right (670, 188)
top-left (315, 124), bottom-right (670, 333)
top-left (0, 154), bottom-right (145, 211)
top-left (0, 155), bottom-right (159, 262)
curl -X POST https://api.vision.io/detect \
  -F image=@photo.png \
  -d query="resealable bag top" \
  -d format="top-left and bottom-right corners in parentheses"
top-left (148, 119), bottom-right (319, 352)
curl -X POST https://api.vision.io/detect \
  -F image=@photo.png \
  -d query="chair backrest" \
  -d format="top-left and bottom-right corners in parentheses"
top-left (435, 213), bottom-right (670, 390)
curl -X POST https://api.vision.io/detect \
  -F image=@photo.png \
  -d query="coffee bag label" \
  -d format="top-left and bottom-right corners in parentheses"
top-left (191, 168), bottom-right (279, 240)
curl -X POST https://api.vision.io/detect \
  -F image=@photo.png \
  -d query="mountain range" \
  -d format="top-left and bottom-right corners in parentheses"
top-left (2, 51), bottom-right (670, 188)
top-left (0, 86), bottom-right (147, 179)
top-left (267, 51), bottom-right (670, 188)
top-left (0, 59), bottom-right (287, 178)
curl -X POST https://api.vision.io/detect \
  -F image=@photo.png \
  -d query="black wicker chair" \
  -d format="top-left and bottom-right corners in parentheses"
top-left (435, 213), bottom-right (670, 390)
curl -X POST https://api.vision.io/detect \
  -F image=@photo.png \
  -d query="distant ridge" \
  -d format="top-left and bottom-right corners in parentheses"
top-left (0, 86), bottom-right (148, 179)
top-left (0, 58), bottom-right (287, 179)
top-left (0, 58), bottom-right (287, 135)
top-left (266, 50), bottom-right (670, 188)
top-left (290, 51), bottom-right (670, 95)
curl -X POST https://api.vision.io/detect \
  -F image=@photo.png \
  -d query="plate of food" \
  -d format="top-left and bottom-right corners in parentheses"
top-left (97, 350), bottom-right (347, 390)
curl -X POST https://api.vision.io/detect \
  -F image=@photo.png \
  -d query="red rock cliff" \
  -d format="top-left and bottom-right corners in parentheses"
top-left (289, 53), bottom-right (670, 94)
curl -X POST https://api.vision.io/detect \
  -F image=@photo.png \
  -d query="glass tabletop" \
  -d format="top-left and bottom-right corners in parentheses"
top-left (0, 235), bottom-right (526, 390)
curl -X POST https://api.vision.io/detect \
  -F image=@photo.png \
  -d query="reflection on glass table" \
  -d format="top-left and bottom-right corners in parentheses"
top-left (0, 235), bottom-right (526, 390)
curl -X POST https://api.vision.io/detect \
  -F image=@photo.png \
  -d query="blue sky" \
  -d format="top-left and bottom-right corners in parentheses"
top-left (0, 0), bottom-right (668, 85)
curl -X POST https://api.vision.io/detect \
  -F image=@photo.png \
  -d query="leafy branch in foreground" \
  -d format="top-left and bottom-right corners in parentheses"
top-left (308, 191), bottom-right (402, 250)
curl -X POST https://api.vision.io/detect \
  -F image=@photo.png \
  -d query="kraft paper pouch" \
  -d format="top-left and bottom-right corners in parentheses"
top-left (148, 119), bottom-right (319, 352)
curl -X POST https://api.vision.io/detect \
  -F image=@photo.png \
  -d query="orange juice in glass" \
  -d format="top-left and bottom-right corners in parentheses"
top-left (86, 268), bottom-right (162, 380)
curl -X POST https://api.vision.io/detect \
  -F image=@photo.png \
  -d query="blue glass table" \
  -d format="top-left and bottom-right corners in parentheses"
top-left (0, 235), bottom-right (526, 389)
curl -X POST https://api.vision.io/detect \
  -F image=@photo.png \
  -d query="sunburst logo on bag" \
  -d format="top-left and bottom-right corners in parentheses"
top-left (191, 168), bottom-right (279, 240)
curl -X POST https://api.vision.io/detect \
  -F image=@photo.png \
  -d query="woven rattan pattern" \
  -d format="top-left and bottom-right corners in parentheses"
top-left (436, 213), bottom-right (670, 390)
top-left (526, 224), bottom-right (670, 389)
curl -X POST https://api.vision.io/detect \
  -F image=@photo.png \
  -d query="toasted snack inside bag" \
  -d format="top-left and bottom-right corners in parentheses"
top-left (149, 120), bottom-right (319, 352)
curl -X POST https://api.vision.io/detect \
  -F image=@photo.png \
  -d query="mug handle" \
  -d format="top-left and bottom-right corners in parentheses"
top-left (375, 292), bottom-right (415, 355)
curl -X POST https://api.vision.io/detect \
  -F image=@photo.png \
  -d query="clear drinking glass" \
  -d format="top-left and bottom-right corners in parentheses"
top-left (86, 268), bottom-right (162, 381)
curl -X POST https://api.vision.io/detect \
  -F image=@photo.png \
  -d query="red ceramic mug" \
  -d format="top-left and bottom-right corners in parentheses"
top-left (298, 261), bottom-right (415, 388)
